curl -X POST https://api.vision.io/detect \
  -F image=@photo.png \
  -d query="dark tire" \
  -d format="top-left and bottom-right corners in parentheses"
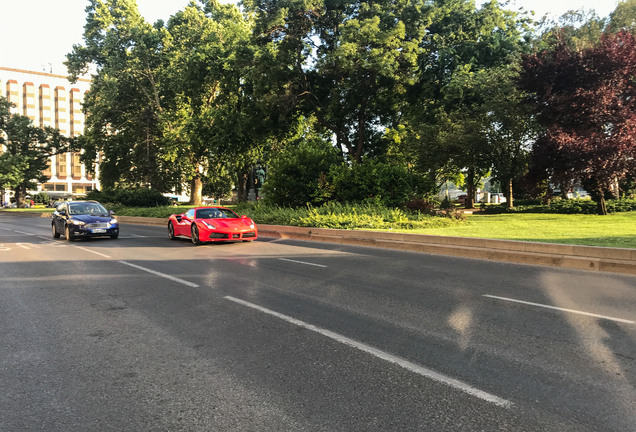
top-left (110, 233), bottom-right (119, 239)
top-left (52, 223), bottom-right (60, 238)
top-left (191, 225), bottom-right (202, 245)
top-left (168, 222), bottom-right (177, 240)
top-left (65, 225), bottom-right (74, 242)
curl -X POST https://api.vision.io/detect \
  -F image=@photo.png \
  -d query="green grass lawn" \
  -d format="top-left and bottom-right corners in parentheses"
top-left (396, 212), bottom-right (636, 249)
top-left (3, 207), bottom-right (52, 213)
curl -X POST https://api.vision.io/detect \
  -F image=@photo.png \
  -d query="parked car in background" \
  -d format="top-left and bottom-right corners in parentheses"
top-left (52, 201), bottom-right (119, 241)
top-left (168, 206), bottom-right (258, 245)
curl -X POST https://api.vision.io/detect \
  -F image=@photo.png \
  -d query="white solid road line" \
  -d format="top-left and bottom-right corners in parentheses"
top-left (224, 295), bottom-right (512, 408)
top-left (12, 229), bottom-right (35, 236)
top-left (119, 260), bottom-right (199, 288)
top-left (277, 258), bottom-right (327, 268)
top-left (76, 246), bottom-right (112, 259)
top-left (484, 294), bottom-right (635, 325)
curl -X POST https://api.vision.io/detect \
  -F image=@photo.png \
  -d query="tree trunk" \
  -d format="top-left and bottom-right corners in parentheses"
top-left (465, 167), bottom-right (475, 209)
top-left (14, 185), bottom-right (26, 208)
top-left (506, 178), bottom-right (514, 209)
top-left (596, 187), bottom-right (608, 215)
top-left (189, 177), bottom-right (203, 206)
top-left (237, 170), bottom-right (248, 203)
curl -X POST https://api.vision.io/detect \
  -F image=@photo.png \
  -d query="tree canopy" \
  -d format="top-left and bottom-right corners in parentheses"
top-left (54, 0), bottom-right (636, 211)
top-left (520, 31), bottom-right (636, 214)
top-left (0, 97), bottom-right (68, 207)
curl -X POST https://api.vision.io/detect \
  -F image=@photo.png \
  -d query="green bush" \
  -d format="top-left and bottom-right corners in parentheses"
top-left (262, 137), bottom-right (341, 207)
top-left (234, 202), bottom-right (463, 230)
top-left (329, 161), bottom-right (421, 208)
top-left (31, 191), bottom-right (50, 204)
top-left (482, 198), bottom-right (636, 214)
top-left (86, 187), bottom-right (171, 207)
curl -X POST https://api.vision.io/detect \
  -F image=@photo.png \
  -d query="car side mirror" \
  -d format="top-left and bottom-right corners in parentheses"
top-left (109, 210), bottom-right (114, 215)
top-left (241, 215), bottom-right (248, 219)
top-left (58, 210), bottom-right (66, 216)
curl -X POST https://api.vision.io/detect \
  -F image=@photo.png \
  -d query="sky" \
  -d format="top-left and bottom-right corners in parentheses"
top-left (0, 0), bottom-right (621, 76)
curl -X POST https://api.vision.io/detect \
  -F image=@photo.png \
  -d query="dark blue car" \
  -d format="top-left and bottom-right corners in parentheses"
top-left (52, 200), bottom-right (119, 241)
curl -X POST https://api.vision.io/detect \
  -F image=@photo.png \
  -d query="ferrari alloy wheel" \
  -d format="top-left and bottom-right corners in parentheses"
top-left (168, 222), bottom-right (176, 240)
top-left (65, 225), bottom-right (74, 242)
top-left (191, 225), bottom-right (202, 245)
top-left (52, 223), bottom-right (60, 238)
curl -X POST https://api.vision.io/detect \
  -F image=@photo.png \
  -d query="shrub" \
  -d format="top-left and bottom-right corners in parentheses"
top-left (262, 137), bottom-right (341, 207)
top-left (86, 187), bottom-right (171, 207)
top-left (439, 196), bottom-right (454, 210)
top-left (31, 191), bottom-right (50, 204)
top-left (403, 197), bottom-right (439, 215)
top-left (234, 202), bottom-right (463, 230)
top-left (481, 198), bottom-right (636, 214)
top-left (329, 161), bottom-right (420, 208)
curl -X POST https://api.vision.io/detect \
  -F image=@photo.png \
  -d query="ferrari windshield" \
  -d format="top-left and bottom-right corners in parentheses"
top-left (196, 208), bottom-right (239, 219)
top-left (68, 202), bottom-right (109, 216)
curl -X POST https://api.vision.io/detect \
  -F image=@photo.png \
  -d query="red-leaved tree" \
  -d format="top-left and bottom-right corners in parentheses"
top-left (520, 31), bottom-right (636, 214)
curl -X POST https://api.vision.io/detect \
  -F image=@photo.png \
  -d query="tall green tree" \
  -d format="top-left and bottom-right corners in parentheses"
top-left (162, 0), bottom-right (269, 204)
top-left (405, 0), bottom-right (531, 208)
top-left (244, 0), bottom-right (430, 164)
top-left (66, 0), bottom-right (172, 191)
top-left (608, 0), bottom-right (636, 33)
top-left (0, 97), bottom-right (68, 207)
top-left (480, 67), bottom-right (537, 208)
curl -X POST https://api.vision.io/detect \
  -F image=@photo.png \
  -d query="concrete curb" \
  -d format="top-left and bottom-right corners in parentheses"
top-left (114, 215), bottom-right (636, 276)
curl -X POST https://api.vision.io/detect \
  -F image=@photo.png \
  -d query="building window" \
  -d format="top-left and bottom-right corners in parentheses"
top-left (57, 154), bottom-right (67, 176)
top-left (72, 152), bottom-right (82, 178)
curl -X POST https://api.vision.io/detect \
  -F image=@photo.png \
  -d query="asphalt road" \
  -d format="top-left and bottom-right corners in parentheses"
top-left (1, 213), bottom-right (634, 432)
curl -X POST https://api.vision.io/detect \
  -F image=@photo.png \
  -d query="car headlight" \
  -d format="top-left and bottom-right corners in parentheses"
top-left (110, 218), bottom-right (118, 224)
top-left (249, 223), bottom-right (255, 229)
top-left (70, 219), bottom-right (85, 226)
top-left (201, 221), bottom-right (216, 229)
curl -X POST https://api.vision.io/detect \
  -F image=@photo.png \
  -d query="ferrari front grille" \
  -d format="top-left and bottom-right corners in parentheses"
top-left (209, 233), bottom-right (229, 239)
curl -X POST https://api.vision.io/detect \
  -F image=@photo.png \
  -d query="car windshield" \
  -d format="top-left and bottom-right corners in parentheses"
top-left (69, 202), bottom-right (109, 216)
top-left (196, 208), bottom-right (239, 219)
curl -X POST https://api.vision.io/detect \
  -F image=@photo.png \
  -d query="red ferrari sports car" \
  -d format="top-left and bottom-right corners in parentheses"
top-left (168, 206), bottom-right (258, 245)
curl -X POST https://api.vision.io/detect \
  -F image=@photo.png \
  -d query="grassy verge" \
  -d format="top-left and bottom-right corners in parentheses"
top-left (3, 207), bottom-right (52, 213)
top-left (393, 212), bottom-right (636, 249)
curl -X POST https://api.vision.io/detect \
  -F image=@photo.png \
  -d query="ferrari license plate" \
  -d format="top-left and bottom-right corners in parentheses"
top-left (92, 229), bottom-right (107, 233)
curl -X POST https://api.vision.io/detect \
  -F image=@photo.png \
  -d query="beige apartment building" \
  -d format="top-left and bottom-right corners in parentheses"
top-left (0, 67), bottom-right (99, 201)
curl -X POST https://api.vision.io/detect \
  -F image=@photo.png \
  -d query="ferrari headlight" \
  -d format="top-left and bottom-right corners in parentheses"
top-left (201, 221), bottom-right (216, 229)
top-left (70, 219), bottom-right (85, 226)
top-left (249, 223), bottom-right (255, 229)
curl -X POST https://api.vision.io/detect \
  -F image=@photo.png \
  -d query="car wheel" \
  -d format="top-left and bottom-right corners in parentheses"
top-left (168, 222), bottom-right (177, 240)
top-left (65, 225), bottom-right (74, 242)
top-left (52, 223), bottom-right (60, 238)
top-left (110, 233), bottom-right (119, 239)
top-left (191, 224), bottom-right (202, 245)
